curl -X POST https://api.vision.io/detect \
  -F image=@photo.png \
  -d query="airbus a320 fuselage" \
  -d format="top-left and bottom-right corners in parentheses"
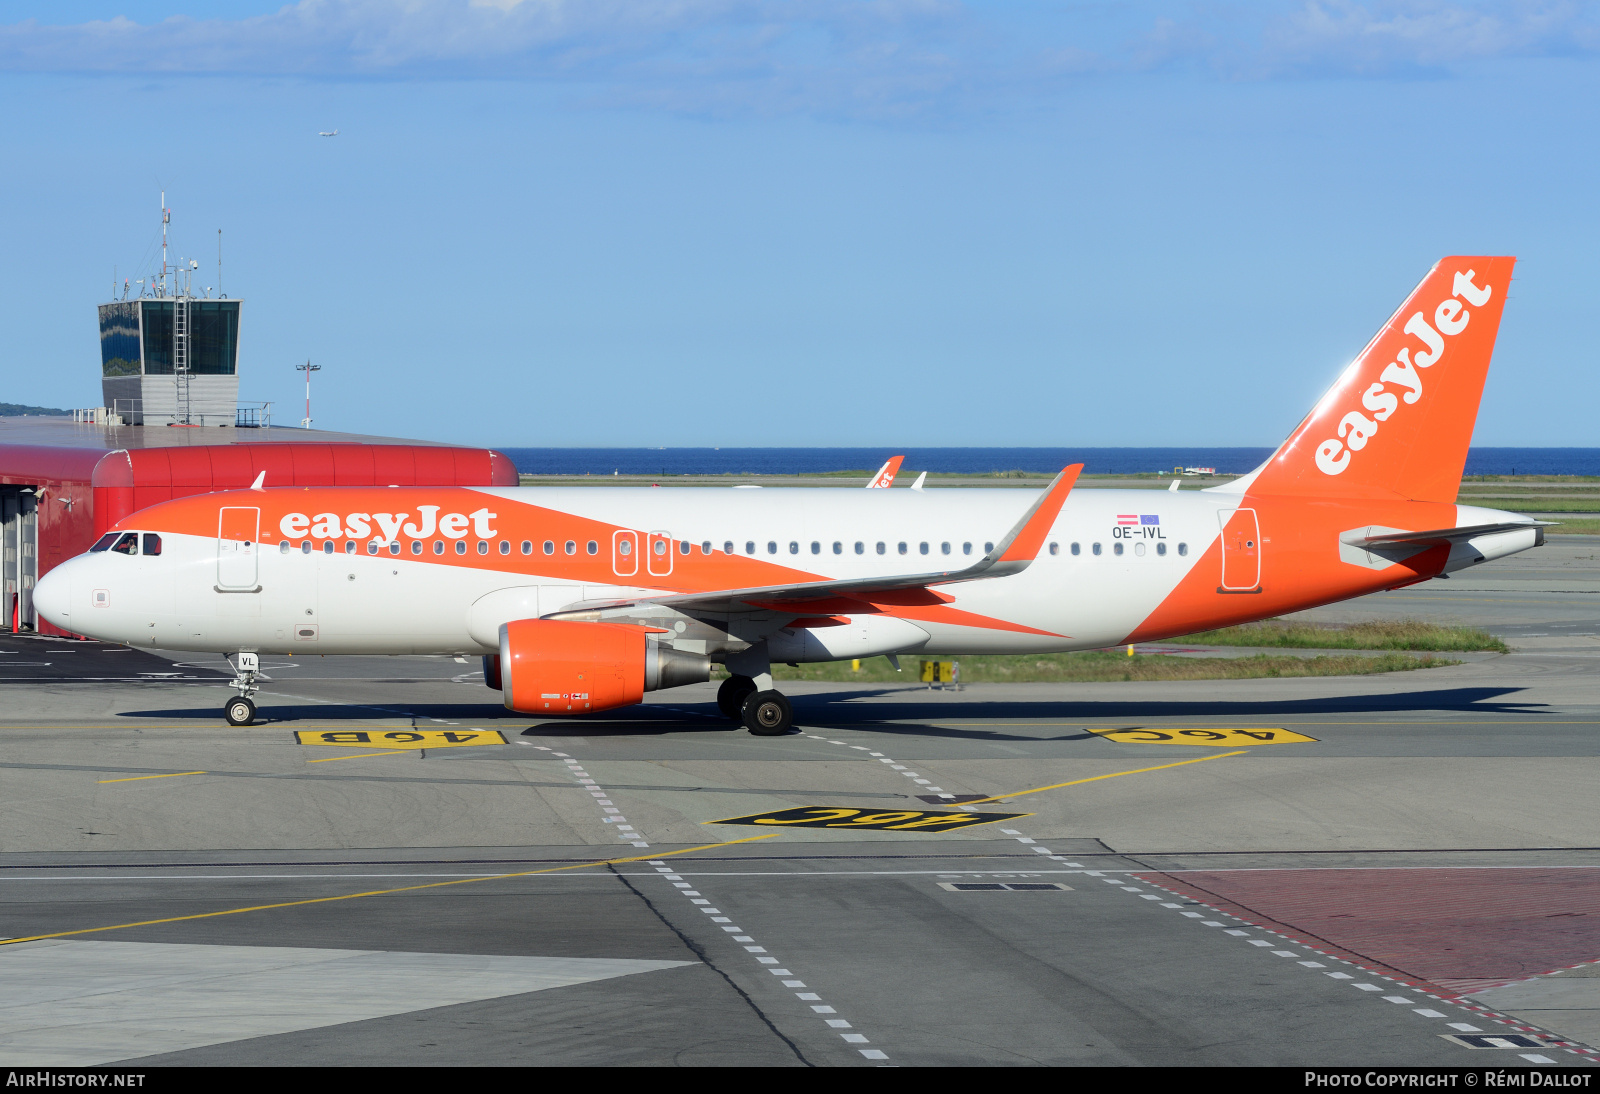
top-left (36, 256), bottom-right (1539, 734)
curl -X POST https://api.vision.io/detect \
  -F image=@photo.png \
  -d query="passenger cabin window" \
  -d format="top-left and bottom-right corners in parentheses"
top-left (725, 541), bottom-right (735, 554)
top-left (1157, 542), bottom-right (1167, 556)
top-left (1178, 542), bottom-right (1188, 556)
top-left (500, 541), bottom-right (512, 555)
top-left (941, 542), bottom-right (951, 555)
top-left (390, 542), bottom-right (402, 556)
top-left (521, 541), bottom-right (532, 555)
top-left (477, 541), bottom-right (488, 555)
top-left (435, 541), bottom-right (445, 555)
top-left (587, 540), bottom-right (599, 556)
top-left (984, 542), bottom-right (994, 553)
top-left (767, 541), bottom-right (778, 555)
top-left (919, 542), bottom-right (929, 555)
top-left (345, 542), bottom-right (356, 555)
top-left (811, 541), bottom-right (821, 555)
top-left (876, 542), bottom-right (886, 555)
top-left (565, 541), bottom-right (576, 555)
top-left (279, 540), bottom-right (290, 554)
top-left (789, 541), bottom-right (799, 555)
top-left (963, 542), bottom-right (972, 555)
top-left (302, 541), bottom-right (312, 554)
top-left (1113, 542), bottom-right (1124, 556)
top-left (544, 541), bottom-right (555, 555)
top-left (1092, 543), bottom-right (1102, 556)
top-left (1048, 542), bottom-right (1058, 555)
top-left (368, 541), bottom-right (380, 555)
top-left (142, 533), bottom-right (162, 556)
top-left (854, 542), bottom-right (864, 555)
top-left (90, 533), bottom-right (119, 552)
top-left (703, 541), bottom-right (712, 555)
top-left (746, 541), bottom-right (756, 555)
top-left (833, 542), bottom-right (843, 555)
top-left (411, 541), bottom-right (423, 555)
top-left (1071, 542), bottom-right (1080, 556)
top-left (323, 541), bottom-right (334, 555)
top-left (456, 541), bottom-right (467, 556)
top-left (897, 542), bottom-right (908, 555)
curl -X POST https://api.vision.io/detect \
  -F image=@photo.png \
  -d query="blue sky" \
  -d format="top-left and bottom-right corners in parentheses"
top-left (2, 1), bottom-right (1597, 447)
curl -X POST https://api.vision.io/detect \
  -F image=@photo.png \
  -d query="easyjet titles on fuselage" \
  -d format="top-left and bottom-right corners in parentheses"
top-left (278, 505), bottom-right (498, 544)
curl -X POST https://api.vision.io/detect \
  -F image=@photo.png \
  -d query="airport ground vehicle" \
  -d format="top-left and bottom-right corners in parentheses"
top-left (34, 257), bottom-right (1541, 735)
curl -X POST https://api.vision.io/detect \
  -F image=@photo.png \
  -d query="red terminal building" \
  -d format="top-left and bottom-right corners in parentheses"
top-left (0, 417), bottom-right (518, 635)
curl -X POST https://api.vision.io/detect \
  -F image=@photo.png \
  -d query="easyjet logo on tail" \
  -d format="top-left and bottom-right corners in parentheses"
top-left (1315, 270), bottom-right (1494, 476)
top-left (278, 505), bottom-right (498, 542)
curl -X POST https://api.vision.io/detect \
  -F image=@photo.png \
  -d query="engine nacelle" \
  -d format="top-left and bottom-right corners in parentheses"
top-left (498, 619), bottom-right (709, 715)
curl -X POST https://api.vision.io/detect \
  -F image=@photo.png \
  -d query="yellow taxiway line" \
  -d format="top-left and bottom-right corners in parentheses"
top-left (954, 750), bottom-right (1249, 808)
top-left (0, 834), bottom-right (781, 949)
top-left (305, 751), bottom-right (407, 764)
top-left (96, 771), bottom-right (207, 784)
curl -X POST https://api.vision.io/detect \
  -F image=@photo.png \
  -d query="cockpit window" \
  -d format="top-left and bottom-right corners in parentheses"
top-left (142, 533), bottom-right (162, 556)
top-left (110, 532), bottom-right (139, 555)
top-left (90, 533), bottom-right (119, 552)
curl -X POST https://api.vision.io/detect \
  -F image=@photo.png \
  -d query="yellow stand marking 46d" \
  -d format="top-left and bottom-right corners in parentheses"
top-left (1092, 728), bottom-right (1318, 746)
top-left (294, 729), bottom-right (508, 750)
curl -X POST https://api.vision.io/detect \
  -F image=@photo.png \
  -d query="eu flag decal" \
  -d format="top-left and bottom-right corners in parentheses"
top-left (1140, 515), bottom-right (1160, 525)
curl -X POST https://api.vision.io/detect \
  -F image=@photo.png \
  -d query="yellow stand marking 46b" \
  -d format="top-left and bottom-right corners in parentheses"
top-left (294, 729), bottom-right (507, 750)
top-left (1092, 728), bottom-right (1318, 746)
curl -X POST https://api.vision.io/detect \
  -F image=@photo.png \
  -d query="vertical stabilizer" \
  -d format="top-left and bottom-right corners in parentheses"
top-left (1244, 256), bottom-right (1515, 503)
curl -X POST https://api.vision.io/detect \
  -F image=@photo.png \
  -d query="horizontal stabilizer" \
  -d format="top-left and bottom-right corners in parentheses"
top-left (1343, 521), bottom-right (1550, 548)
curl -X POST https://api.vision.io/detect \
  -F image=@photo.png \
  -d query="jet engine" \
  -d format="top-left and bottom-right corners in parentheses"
top-left (498, 618), bottom-right (709, 715)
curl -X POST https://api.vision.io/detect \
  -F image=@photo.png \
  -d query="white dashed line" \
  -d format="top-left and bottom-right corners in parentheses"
top-left (525, 746), bottom-right (650, 848)
top-left (647, 859), bottom-right (889, 1063)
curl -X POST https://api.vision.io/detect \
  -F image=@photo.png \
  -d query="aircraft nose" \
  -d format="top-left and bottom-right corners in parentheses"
top-left (33, 564), bottom-right (71, 629)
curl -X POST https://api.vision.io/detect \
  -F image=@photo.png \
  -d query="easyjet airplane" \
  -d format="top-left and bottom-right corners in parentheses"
top-left (35, 257), bottom-right (1543, 734)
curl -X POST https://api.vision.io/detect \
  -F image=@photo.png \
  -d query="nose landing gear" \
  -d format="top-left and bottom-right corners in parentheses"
top-left (225, 652), bottom-right (261, 726)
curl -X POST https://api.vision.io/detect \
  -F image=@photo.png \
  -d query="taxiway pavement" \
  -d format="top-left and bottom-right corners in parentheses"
top-left (1, 538), bottom-right (1597, 1066)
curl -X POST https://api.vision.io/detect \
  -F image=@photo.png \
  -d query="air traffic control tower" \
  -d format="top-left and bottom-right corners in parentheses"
top-left (96, 198), bottom-right (244, 427)
top-left (98, 295), bottom-right (240, 427)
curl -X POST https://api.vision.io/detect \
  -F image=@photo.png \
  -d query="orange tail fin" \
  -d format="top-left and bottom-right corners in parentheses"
top-left (1241, 256), bottom-right (1516, 503)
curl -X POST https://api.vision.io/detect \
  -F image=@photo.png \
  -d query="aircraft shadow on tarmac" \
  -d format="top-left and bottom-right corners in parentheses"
top-left (117, 685), bottom-right (1550, 742)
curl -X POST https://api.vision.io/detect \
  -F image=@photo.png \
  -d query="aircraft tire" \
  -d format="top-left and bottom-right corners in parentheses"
top-left (718, 676), bottom-right (756, 721)
top-left (225, 697), bottom-right (256, 727)
top-left (742, 690), bottom-right (793, 736)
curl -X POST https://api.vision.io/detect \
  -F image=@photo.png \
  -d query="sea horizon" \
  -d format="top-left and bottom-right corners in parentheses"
top-left (501, 447), bottom-right (1600, 478)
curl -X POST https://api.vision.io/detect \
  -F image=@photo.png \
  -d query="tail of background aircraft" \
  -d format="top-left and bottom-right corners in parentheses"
top-left (1231, 256), bottom-right (1516, 504)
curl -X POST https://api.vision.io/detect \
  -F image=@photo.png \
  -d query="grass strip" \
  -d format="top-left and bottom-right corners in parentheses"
top-left (738, 650), bottom-right (1459, 684)
top-left (1170, 618), bottom-right (1506, 652)
top-left (1545, 518), bottom-right (1600, 535)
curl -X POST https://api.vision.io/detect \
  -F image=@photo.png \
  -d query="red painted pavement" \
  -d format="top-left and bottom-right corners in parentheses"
top-left (1136, 868), bottom-right (1600, 998)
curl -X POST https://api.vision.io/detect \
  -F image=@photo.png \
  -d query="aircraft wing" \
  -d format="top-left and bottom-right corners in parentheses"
top-left (562, 464), bottom-right (1082, 616)
top-left (866, 456), bottom-right (905, 489)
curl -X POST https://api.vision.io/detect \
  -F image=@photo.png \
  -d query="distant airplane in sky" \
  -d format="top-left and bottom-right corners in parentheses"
top-left (318, 129), bottom-right (338, 137)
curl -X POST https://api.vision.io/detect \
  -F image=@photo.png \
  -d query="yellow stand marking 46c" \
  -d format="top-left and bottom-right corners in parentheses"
top-left (708, 806), bottom-right (1027, 833)
top-left (294, 729), bottom-right (508, 750)
top-left (1092, 728), bottom-right (1318, 746)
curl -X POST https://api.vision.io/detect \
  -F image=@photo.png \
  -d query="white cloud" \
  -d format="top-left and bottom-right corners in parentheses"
top-left (1, 1), bottom-right (1598, 115)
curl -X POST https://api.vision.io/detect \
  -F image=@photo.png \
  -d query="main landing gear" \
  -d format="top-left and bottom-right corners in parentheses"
top-left (717, 674), bottom-right (794, 736)
top-left (225, 652), bottom-right (261, 726)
